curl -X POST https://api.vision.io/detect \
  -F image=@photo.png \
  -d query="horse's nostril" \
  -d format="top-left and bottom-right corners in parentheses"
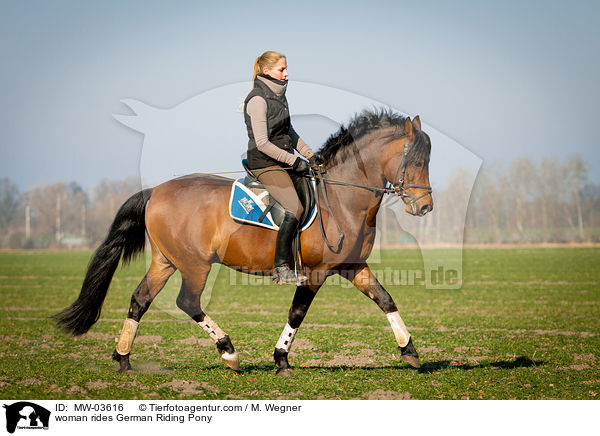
top-left (420, 204), bottom-right (432, 215)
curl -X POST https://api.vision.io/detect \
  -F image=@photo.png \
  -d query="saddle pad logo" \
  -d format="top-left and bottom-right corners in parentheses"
top-left (238, 196), bottom-right (255, 214)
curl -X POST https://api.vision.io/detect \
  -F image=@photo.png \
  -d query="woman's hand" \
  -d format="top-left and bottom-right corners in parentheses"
top-left (292, 157), bottom-right (310, 174)
top-left (308, 154), bottom-right (325, 171)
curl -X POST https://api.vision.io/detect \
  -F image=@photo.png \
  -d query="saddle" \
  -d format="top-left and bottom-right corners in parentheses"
top-left (229, 159), bottom-right (317, 232)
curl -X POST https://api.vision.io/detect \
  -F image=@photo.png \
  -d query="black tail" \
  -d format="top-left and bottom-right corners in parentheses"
top-left (52, 188), bottom-right (154, 336)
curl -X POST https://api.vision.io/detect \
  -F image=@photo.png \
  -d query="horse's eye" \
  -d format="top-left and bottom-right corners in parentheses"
top-left (415, 162), bottom-right (423, 168)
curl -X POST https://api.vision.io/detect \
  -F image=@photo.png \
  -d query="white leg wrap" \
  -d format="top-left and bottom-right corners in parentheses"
top-left (275, 323), bottom-right (298, 352)
top-left (387, 311), bottom-right (410, 347)
top-left (115, 318), bottom-right (139, 355)
top-left (198, 315), bottom-right (226, 343)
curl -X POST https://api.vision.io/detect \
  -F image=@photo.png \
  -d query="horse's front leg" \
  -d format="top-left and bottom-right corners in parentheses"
top-left (273, 281), bottom-right (322, 376)
top-left (350, 263), bottom-right (420, 368)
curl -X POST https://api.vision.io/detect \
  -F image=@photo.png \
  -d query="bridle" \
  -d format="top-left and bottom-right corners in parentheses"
top-left (310, 135), bottom-right (432, 251)
top-left (390, 136), bottom-right (433, 215)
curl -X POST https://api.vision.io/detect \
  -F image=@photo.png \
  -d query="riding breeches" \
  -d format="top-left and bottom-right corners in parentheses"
top-left (253, 166), bottom-right (304, 220)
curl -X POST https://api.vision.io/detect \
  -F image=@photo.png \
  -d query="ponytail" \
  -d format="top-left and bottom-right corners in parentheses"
top-left (252, 57), bottom-right (261, 85)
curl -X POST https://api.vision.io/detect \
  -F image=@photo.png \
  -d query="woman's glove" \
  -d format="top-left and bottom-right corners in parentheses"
top-left (308, 154), bottom-right (325, 170)
top-left (292, 157), bottom-right (310, 174)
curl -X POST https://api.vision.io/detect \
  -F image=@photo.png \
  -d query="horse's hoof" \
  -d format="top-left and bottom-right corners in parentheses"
top-left (221, 351), bottom-right (240, 370)
top-left (276, 368), bottom-right (294, 377)
top-left (400, 337), bottom-right (420, 368)
top-left (401, 354), bottom-right (421, 369)
top-left (113, 350), bottom-right (133, 372)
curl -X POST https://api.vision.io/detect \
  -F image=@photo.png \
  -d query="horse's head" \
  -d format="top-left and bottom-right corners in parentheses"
top-left (382, 116), bottom-right (433, 216)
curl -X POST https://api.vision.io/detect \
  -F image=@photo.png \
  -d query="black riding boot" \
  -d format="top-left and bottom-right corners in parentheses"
top-left (272, 211), bottom-right (307, 285)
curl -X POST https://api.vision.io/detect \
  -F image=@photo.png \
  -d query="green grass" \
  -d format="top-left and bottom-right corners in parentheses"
top-left (0, 247), bottom-right (598, 399)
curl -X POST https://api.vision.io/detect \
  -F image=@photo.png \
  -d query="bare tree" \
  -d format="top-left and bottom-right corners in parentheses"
top-left (0, 178), bottom-right (20, 246)
top-left (565, 156), bottom-right (588, 241)
top-left (507, 158), bottom-right (536, 242)
top-left (87, 177), bottom-right (141, 245)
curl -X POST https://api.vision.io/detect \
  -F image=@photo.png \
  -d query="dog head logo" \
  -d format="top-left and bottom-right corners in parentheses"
top-left (3, 402), bottom-right (50, 433)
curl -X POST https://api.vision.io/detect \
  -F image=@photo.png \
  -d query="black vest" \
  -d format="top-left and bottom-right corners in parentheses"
top-left (244, 75), bottom-right (293, 169)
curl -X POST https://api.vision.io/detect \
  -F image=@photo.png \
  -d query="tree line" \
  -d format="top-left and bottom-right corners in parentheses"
top-left (1, 155), bottom-right (598, 249)
top-left (380, 155), bottom-right (599, 244)
top-left (0, 177), bottom-right (141, 248)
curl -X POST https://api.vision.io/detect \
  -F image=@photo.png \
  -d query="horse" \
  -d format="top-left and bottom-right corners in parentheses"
top-left (53, 108), bottom-right (433, 375)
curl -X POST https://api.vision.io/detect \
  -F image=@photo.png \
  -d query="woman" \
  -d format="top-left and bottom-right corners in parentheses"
top-left (243, 51), bottom-right (323, 285)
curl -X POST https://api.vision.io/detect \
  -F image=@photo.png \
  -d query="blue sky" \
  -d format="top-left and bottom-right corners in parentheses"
top-left (1, 0), bottom-right (599, 190)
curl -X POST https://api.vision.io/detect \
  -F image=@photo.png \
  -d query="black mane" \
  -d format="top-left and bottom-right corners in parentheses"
top-left (317, 107), bottom-right (430, 167)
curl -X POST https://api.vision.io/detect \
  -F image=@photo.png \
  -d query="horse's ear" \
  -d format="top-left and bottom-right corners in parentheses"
top-left (404, 117), bottom-right (414, 138)
top-left (412, 116), bottom-right (421, 131)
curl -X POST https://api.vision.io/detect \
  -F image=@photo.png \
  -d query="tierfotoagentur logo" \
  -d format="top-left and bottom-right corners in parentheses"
top-left (3, 402), bottom-right (50, 433)
top-left (114, 81), bottom-right (481, 313)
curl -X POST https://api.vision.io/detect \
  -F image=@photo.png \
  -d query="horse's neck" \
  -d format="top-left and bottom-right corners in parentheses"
top-left (325, 140), bottom-right (386, 217)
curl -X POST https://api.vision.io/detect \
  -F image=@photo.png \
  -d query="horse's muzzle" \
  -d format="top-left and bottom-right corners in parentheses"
top-left (405, 198), bottom-right (433, 216)
top-left (419, 203), bottom-right (433, 216)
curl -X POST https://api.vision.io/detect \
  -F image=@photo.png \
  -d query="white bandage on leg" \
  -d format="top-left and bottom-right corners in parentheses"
top-left (115, 318), bottom-right (139, 355)
top-left (275, 323), bottom-right (298, 352)
top-left (198, 315), bottom-right (226, 343)
top-left (387, 311), bottom-right (410, 348)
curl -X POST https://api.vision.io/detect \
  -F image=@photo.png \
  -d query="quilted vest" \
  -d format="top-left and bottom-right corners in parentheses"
top-left (244, 75), bottom-right (292, 169)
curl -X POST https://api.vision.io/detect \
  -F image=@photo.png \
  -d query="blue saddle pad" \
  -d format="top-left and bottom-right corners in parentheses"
top-left (228, 178), bottom-right (316, 231)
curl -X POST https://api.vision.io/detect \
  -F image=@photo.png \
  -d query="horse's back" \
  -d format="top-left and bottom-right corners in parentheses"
top-left (144, 174), bottom-right (235, 261)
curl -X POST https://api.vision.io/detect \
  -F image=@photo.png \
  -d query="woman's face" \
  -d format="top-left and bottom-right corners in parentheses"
top-left (263, 57), bottom-right (288, 81)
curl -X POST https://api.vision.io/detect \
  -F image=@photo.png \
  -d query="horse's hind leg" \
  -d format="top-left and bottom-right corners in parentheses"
top-left (350, 263), bottom-right (420, 368)
top-left (112, 241), bottom-right (176, 372)
top-left (176, 265), bottom-right (240, 370)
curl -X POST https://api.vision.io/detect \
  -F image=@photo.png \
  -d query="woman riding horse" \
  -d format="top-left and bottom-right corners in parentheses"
top-left (244, 51), bottom-right (323, 285)
top-left (53, 107), bottom-right (433, 374)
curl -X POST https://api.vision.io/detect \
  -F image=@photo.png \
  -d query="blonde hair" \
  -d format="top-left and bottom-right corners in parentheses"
top-left (252, 51), bottom-right (286, 84)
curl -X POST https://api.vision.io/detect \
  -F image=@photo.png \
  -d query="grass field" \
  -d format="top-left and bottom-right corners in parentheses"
top-left (0, 247), bottom-right (598, 400)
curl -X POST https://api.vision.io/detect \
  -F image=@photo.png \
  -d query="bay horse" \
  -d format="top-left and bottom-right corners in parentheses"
top-left (53, 108), bottom-right (433, 375)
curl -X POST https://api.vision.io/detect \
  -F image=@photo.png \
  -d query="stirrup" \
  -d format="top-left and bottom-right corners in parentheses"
top-left (272, 265), bottom-right (307, 285)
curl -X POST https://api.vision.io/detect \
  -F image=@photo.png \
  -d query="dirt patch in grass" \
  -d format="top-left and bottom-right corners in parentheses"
top-left (302, 348), bottom-right (381, 368)
top-left (16, 379), bottom-right (42, 385)
top-left (557, 364), bottom-right (591, 371)
top-left (80, 332), bottom-right (114, 341)
top-left (454, 346), bottom-right (492, 353)
top-left (227, 390), bottom-right (306, 400)
top-left (344, 341), bottom-right (370, 348)
top-left (428, 326), bottom-right (597, 338)
top-left (136, 335), bottom-right (163, 343)
top-left (2, 306), bottom-right (53, 311)
top-left (177, 338), bottom-right (214, 346)
top-left (420, 346), bottom-right (442, 353)
top-left (62, 353), bottom-right (82, 359)
top-left (292, 338), bottom-right (316, 351)
top-left (85, 381), bottom-right (112, 389)
top-left (157, 379), bottom-right (217, 396)
top-left (465, 356), bottom-right (490, 363)
top-left (362, 389), bottom-right (413, 400)
top-left (574, 354), bottom-right (596, 362)
top-left (67, 385), bottom-right (88, 395)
